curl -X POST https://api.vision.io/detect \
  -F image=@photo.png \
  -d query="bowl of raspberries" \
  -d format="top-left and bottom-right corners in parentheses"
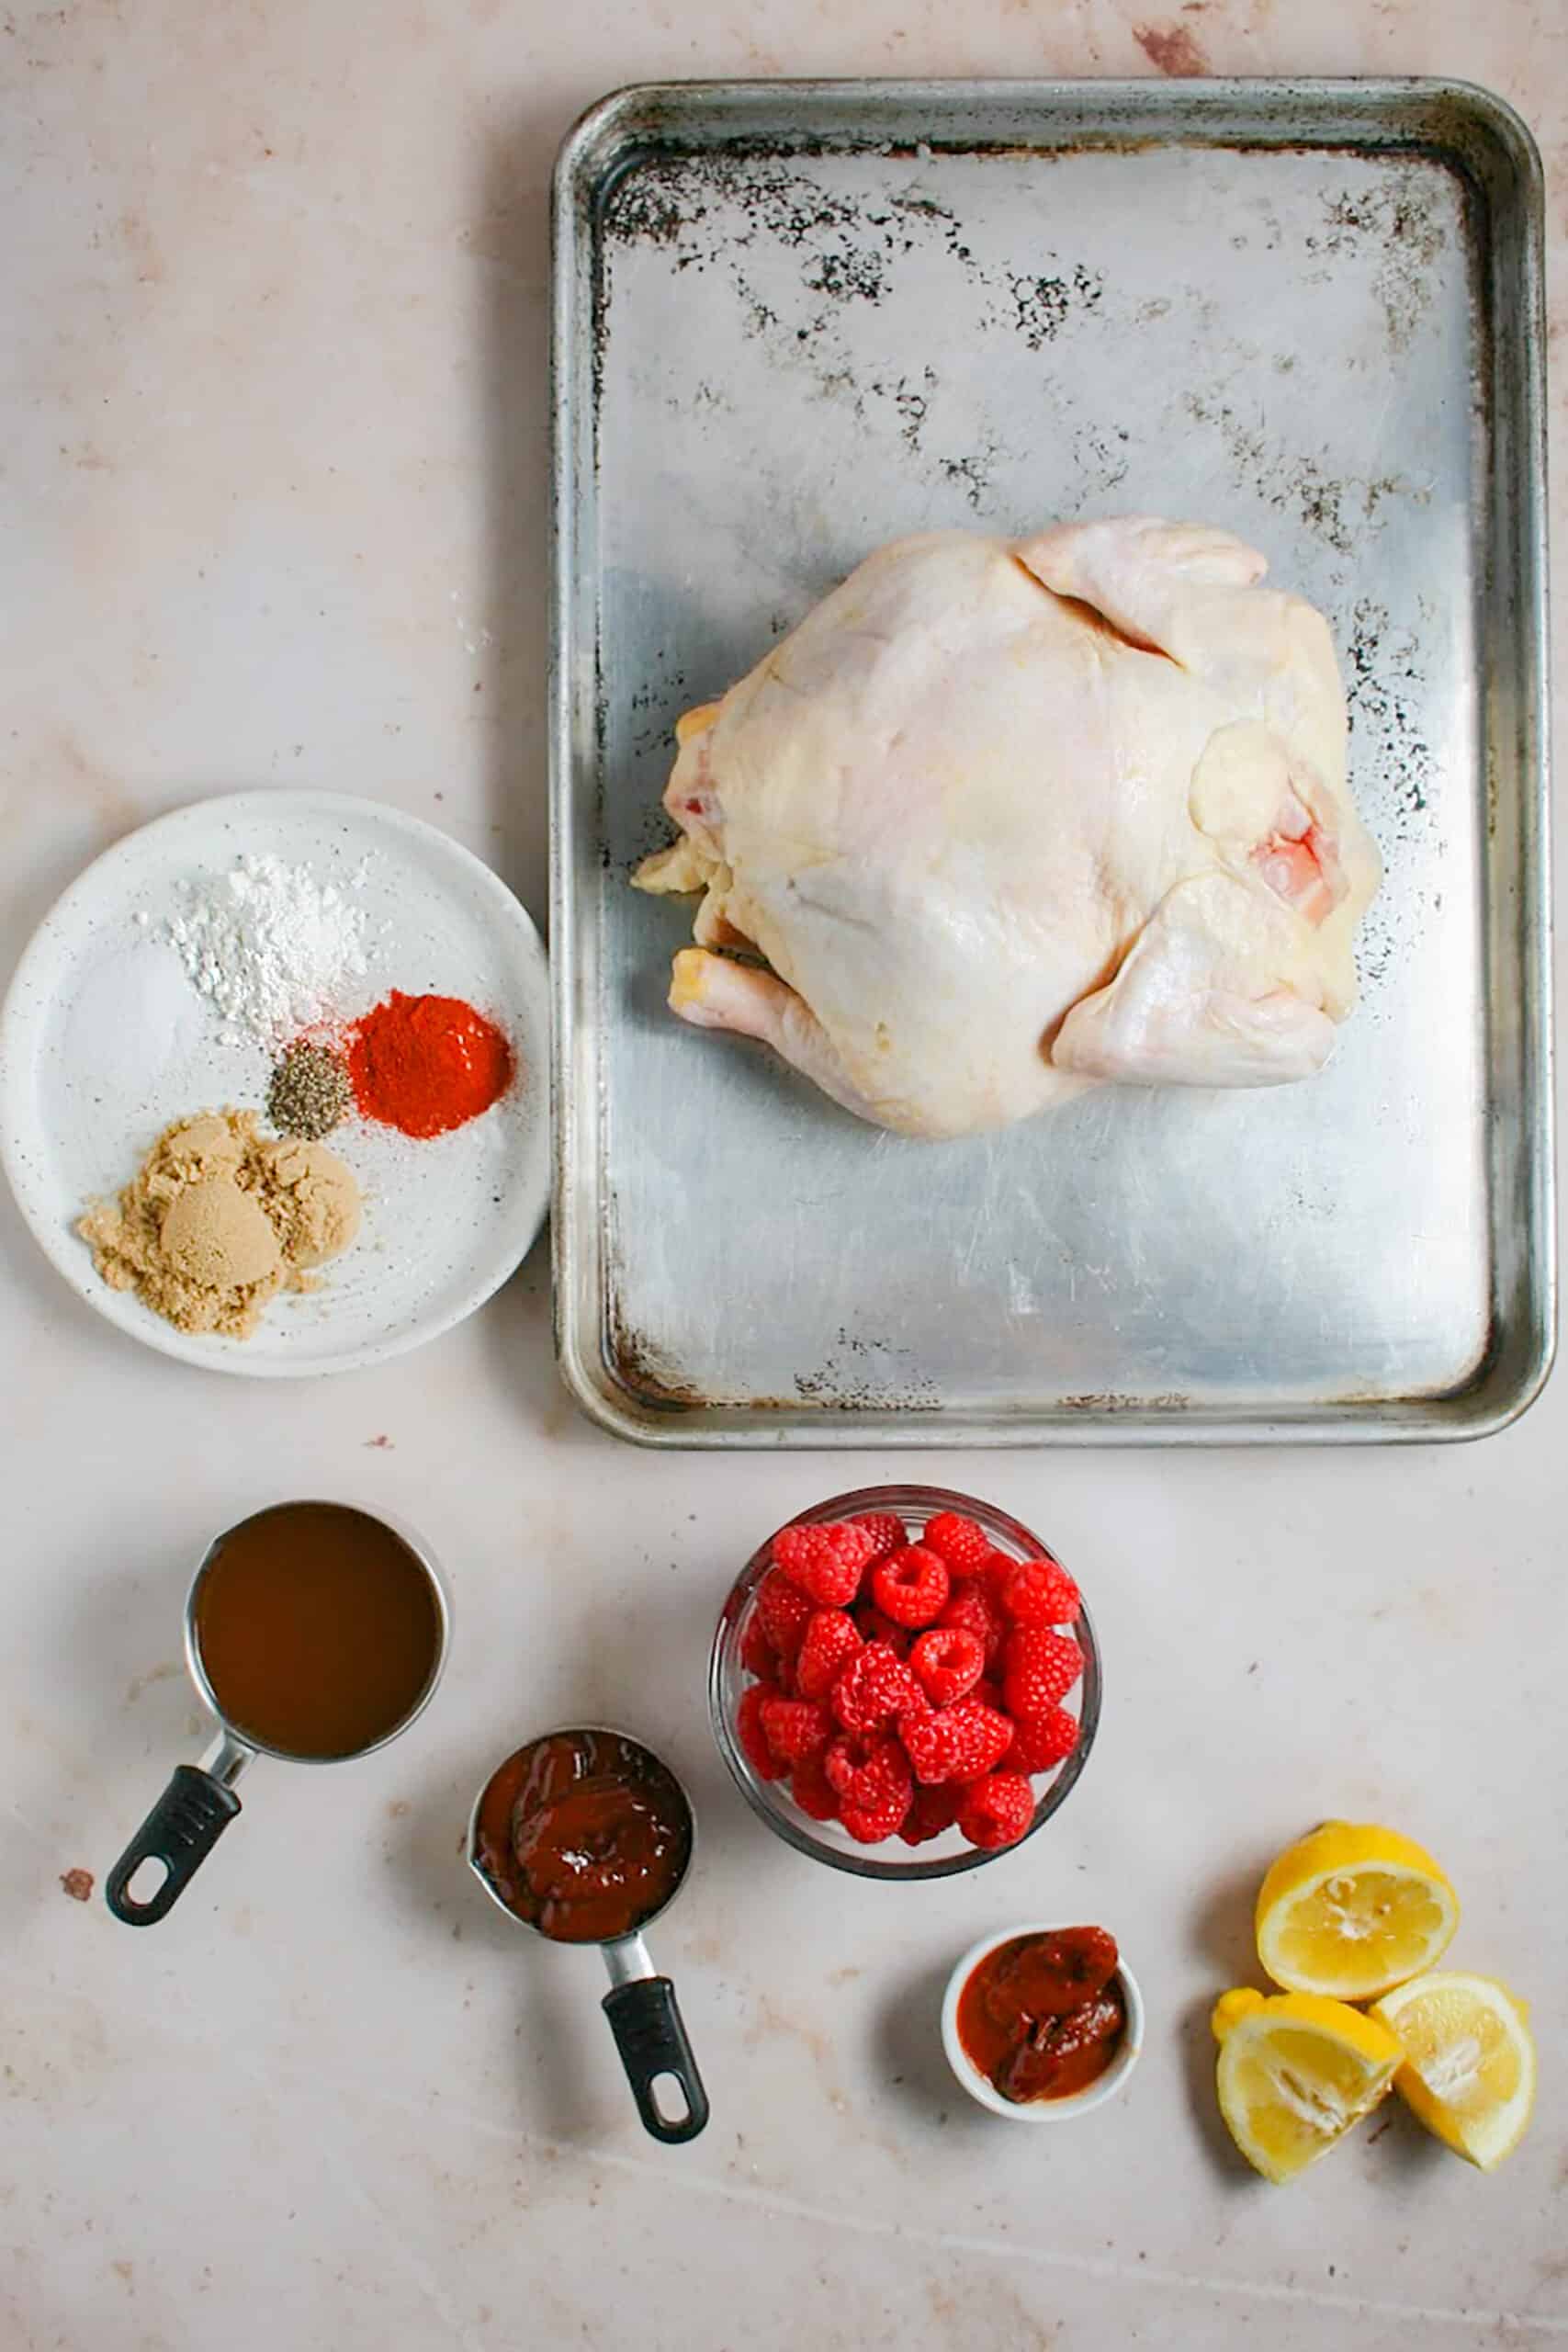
top-left (708, 1486), bottom-right (1100, 1879)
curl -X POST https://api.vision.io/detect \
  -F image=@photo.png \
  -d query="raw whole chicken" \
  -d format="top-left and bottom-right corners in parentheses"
top-left (633, 517), bottom-right (1381, 1140)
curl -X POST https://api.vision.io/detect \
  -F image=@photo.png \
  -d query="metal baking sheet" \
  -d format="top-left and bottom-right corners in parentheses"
top-left (550, 78), bottom-right (1552, 1446)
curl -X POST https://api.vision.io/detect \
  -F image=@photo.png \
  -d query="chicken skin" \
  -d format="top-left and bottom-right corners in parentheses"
top-left (634, 517), bottom-right (1381, 1140)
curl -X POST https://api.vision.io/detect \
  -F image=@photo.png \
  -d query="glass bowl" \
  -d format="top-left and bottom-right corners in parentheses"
top-left (707, 1484), bottom-right (1101, 1882)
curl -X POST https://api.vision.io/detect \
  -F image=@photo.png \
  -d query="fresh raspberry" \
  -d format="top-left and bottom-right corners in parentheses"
top-left (737, 1683), bottom-right (786, 1781)
top-left (840, 1782), bottom-right (913, 1843)
top-left (739, 1615), bottom-right (775, 1679)
top-left (897, 1783), bottom-right (964, 1846)
top-left (974, 1675), bottom-right (1005, 1714)
top-left (773, 1521), bottom-right (875, 1607)
top-left (998, 1557), bottom-right (1081, 1628)
top-left (899, 1696), bottom-right (1013, 1786)
top-left (852, 1510), bottom-right (908, 1562)
top-left (1003, 1706), bottom-right (1080, 1776)
top-left (870, 1544), bottom-right (951, 1629)
top-left (957, 1771), bottom-right (1035, 1850)
top-left (823, 1730), bottom-right (911, 1815)
top-left (981, 1545), bottom-right (1021, 1594)
top-left (756, 1567), bottom-right (815, 1659)
top-left (831, 1641), bottom-right (923, 1733)
top-left (939, 1577), bottom-right (1010, 1671)
top-left (853, 1600), bottom-right (915, 1657)
top-left (759, 1695), bottom-right (833, 1766)
top-left (1003, 1627), bottom-right (1085, 1722)
top-left (909, 1624), bottom-right (986, 1708)
top-left (788, 1753), bottom-right (840, 1822)
top-left (920, 1511), bottom-right (992, 1577)
top-left (795, 1608), bottom-right (863, 1701)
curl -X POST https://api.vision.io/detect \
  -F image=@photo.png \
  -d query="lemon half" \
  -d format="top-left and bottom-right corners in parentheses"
top-left (1371, 1972), bottom-right (1536, 2171)
top-left (1255, 1822), bottom-right (1459, 2000)
top-left (1212, 1987), bottom-right (1403, 2184)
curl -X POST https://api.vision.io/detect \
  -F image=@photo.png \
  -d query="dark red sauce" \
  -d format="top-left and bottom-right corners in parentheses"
top-left (957, 1927), bottom-right (1126, 2104)
top-left (472, 1729), bottom-right (691, 1945)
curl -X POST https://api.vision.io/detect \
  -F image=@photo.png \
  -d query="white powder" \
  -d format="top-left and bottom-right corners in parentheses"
top-left (167, 853), bottom-right (373, 1044)
top-left (65, 942), bottom-right (212, 1113)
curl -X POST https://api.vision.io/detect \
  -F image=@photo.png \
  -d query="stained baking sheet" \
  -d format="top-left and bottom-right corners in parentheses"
top-left (551, 78), bottom-right (1552, 1445)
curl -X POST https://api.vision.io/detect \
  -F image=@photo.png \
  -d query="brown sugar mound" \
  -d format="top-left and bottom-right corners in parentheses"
top-left (79, 1109), bottom-right (361, 1339)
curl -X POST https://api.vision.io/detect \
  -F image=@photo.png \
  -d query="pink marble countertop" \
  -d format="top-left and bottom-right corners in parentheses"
top-left (2, 3), bottom-right (1564, 2346)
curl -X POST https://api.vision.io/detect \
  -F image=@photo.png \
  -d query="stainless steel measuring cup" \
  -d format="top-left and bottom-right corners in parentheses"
top-left (106, 1501), bottom-right (449, 1927)
top-left (468, 1726), bottom-right (709, 2145)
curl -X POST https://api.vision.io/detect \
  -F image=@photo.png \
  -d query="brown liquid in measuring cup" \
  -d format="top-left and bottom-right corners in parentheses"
top-left (193, 1503), bottom-right (441, 1759)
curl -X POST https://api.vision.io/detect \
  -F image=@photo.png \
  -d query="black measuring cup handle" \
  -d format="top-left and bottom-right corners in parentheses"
top-left (105, 1764), bottom-right (243, 1926)
top-left (602, 1976), bottom-right (710, 2143)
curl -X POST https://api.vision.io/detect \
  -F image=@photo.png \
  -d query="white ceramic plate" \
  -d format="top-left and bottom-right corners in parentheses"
top-left (0, 791), bottom-right (549, 1376)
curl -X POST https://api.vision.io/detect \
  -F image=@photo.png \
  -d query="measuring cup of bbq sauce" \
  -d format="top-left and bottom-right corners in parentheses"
top-left (106, 1502), bottom-right (447, 1927)
top-left (468, 1728), bottom-right (709, 2145)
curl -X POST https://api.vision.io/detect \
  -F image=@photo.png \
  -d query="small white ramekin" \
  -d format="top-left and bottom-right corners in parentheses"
top-left (941, 1922), bottom-right (1145, 2120)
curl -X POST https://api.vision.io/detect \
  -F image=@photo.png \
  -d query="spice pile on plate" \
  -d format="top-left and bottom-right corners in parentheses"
top-left (267, 1041), bottom-right (353, 1139)
top-left (167, 852), bottom-right (372, 1045)
top-left (164, 852), bottom-right (517, 1142)
top-left (266, 995), bottom-right (514, 1143)
top-left (78, 1111), bottom-right (361, 1338)
top-left (159, 852), bottom-right (519, 1134)
top-left (734, 1508), bottom-right (1086, 1850)
top-left (77, 850), bottom-right (522, 1340)
top-left (344, 990), bottom-right (513, 1139)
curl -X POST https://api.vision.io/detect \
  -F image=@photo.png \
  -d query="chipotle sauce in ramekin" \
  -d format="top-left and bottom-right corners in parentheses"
top-left (957, 1926), bottom-right (1126, 2103)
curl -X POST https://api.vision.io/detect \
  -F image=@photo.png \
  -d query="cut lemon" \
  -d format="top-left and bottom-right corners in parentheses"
top-left (1255, 1821), bottom-right (1459, 2000)
top-left (1371, 1972), bottom-right (1536, 2171)
top-left (1212, 1986), bottom-right (1403, 2183)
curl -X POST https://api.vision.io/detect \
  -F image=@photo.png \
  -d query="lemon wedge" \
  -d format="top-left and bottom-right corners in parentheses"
top-left (1254, 1822), bottom-right (1459, 2000)
top-left (1212, 1987), bottom-right (1403, 2183)
top-left (1371, 1972), bottom-right (1536, 2170)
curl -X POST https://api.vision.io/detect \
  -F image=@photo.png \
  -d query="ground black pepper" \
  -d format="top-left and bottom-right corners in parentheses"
top-left (268, 1042), bottom-right (352, 1140)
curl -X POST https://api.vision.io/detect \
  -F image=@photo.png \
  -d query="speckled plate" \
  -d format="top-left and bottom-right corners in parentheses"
top-left (0, 791), bottom-right (549, 1376)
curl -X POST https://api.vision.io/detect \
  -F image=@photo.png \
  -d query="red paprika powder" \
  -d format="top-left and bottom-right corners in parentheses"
top-left (347, 992), bottom-right (515, 1139)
